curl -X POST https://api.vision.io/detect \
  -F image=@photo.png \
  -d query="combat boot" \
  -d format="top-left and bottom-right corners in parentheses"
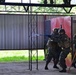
top-left (59, 69), bottom-right (66, 72)
top-left (45, 66), bottom-right (48, 70)
top-left (53, 65), bottom-right (59, 69)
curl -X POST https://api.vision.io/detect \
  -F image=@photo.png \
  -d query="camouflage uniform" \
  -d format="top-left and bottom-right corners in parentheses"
top-left (45, 28), bottom-right (61, 70)
top-left (63, 0), bottom-right (71, 4)
top-left (74, 34), bottom-right (76, 49)
top-left (72, 34), bottom-right (76, 68)
top-left (58, 29), bottom-right (71, 72)
top-left (50, 0), bottom-right (54, 4)
top-left (44, 0), bottom-right (54, 4)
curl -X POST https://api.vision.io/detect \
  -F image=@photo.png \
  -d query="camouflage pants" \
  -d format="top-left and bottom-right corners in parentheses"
top-left (59, 47), bottom-right (70, 69)
top-left (45, 47), bottom-right (61, 67)
top-left (63, 0), bottom-right (71, 4)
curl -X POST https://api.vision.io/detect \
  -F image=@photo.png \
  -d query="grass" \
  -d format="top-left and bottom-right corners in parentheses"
top-left (0, 50), bottom-right (45, 62)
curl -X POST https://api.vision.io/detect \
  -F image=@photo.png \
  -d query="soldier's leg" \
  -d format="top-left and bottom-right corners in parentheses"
top-left (59, 48), bottom-right (70, 72)
top-left (68, 0), bottom-right (71, 4)
top-left (53, 57), bottom-right (59, 69)
top-left (50, 0), bottom-right (53, 4)
top-left (44, 0), bottom-right (47, 4)
top-left (45, 53), bottom-right (53, 70)
top-left (72, 52), bottom-right (76, 68)
top-left (63, 0), bottom-right (68, 4)
top-left (43, 48), bottom-right (48, 60)
top-left (59, 52), bottom-right (67, 71)
top-left (72, 61), bottom-right (76, 68)
top-left (53, 47), bottom-right (61, 69)
top-left (63, 0), bottom-right (66, 4)
top-left (53, 52), bottom-right (61, 69)
top-left (45, 48), bottom-right (53, 70)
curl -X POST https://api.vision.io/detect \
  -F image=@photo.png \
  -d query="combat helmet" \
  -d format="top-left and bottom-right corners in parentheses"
top-left (59, 29), bottom-right (65, 34)
top-left (53, 28), bottom-right (59, 34)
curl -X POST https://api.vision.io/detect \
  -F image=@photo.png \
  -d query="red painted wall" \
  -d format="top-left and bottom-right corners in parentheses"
top-left (51, 16), bottom-right (71, 38)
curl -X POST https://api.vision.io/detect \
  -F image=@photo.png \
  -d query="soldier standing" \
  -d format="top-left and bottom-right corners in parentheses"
top-left (73, 34), bottom-right (76, 51)
top-left (45, 28), bottom-right (61, 70)
top-left (63, 0), bottom-right (71, 5)
top-left (58, 29), bottom-right (71, 72)
top-left (50, 0), bottom-right (54, 4)
top-left (44, 0), bottom-right (54, 4)
top-left (72, 34), bottom-right (76, 68)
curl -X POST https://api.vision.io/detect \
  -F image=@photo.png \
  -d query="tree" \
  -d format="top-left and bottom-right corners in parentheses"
top-left (33, 0), bottom-right (76, 15)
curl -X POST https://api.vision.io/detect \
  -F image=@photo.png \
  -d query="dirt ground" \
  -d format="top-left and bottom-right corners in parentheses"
top-left (0, 61), bottom-right (76, 75)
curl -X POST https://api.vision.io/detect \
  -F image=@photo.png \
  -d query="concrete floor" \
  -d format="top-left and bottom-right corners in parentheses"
top-left (0, 61), bottom-right (76, 75)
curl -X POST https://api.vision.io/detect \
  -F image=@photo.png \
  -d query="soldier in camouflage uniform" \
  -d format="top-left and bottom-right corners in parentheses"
top-left (72, 34), bottom-right (76, 68)
top-left (58, 29), bottom-right (71, 72)
top-left (44, 0), bottom-right (54, 4)
top-left (73, 34), bottom-right (76, 51)
top-left (63, 0), bottom-right (71, 5)
top-left (45, 28), bottom-right (61, 70)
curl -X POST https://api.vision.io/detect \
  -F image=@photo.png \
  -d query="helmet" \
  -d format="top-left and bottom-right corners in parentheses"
top-left (59, 29), bottom-right (65, 34)
top-left (53, 28), bottom-right (59, 33)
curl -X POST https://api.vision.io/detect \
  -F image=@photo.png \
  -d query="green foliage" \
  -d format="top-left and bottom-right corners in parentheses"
top-left (0, 50), bottom-right (44, 62)
top-left (34, 0), bottom-right (76, 15)
top-left (0, 56), bottom-right (44, 62)
top-left (34, 0), bottom-right (63, 13)
top-left (0, 0), bottom-right (75, 14)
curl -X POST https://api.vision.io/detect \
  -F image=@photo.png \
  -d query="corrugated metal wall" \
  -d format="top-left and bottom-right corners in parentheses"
top-left (0, 14), bottom-right (76, 50)
top-left (0, 15), bottom-right (29, 49)
top-left (0, 14), bottom-right (44, 50)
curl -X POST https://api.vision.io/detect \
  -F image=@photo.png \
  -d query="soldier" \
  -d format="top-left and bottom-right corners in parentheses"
top-left (44, 0), bottom-right (47, 4)
top-left (63, 0), bottom-right (71, 5)
top-left (45, 28), bottom-right (61, 70)
top-left (58, 29), bottom-right (71, 72)
top-left (73, 34), bottom-right (76, 50)
top-left (50, 0), bottom-right (54, 4)
top-left (72, 34), bottom-right (76, 68)
top-left (44, 0), bottom-right (54, 4)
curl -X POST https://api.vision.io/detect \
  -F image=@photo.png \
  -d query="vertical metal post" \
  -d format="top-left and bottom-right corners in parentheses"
top-left (71, 17), bottom-right (73, 59)
top-left (36, 12), bottom-right (38, 70)
top-left (5, 5), bottom-right (6, 11)
top-left (21, 0), bottom-right (23, 3)
top-left (28, 10), bottom-right (32, 71)
top-left (28, 0), bottom-right (32, 71)
top-left (28, 12), bottom-right (39, 70)
top-left (28, 0), bottom-right (39, 71)
top-left (28, 0), bottom-right (30, 70)
top-left (44, 15), bottom-right (46, 60)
